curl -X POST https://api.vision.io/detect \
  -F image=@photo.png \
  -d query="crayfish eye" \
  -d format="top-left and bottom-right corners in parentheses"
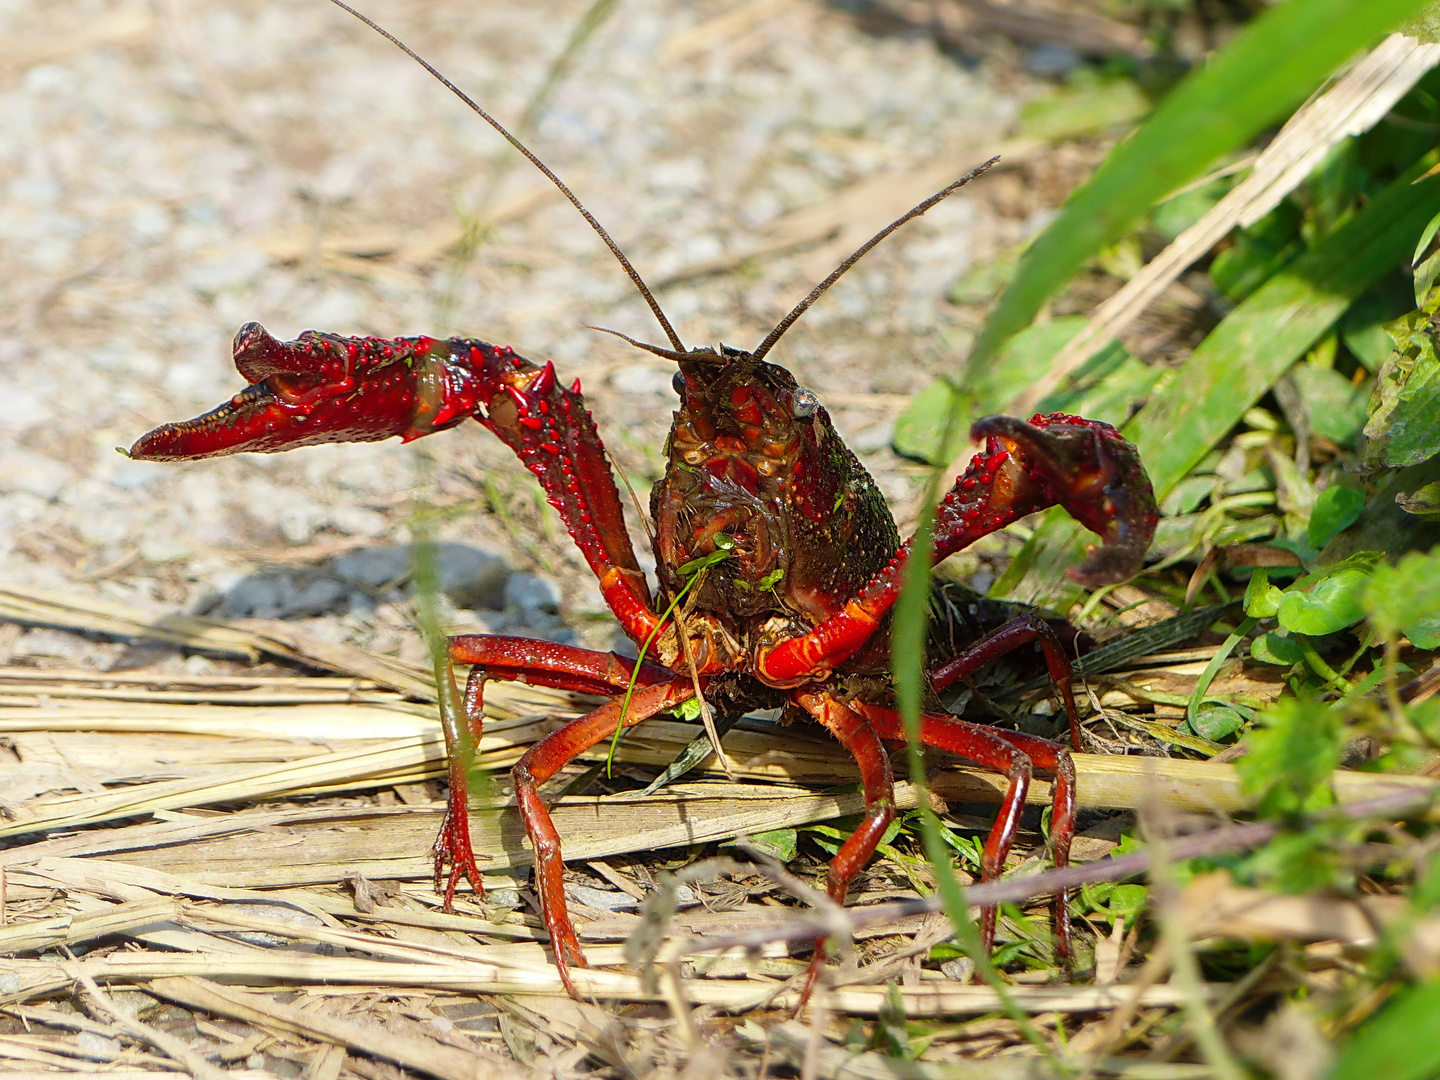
top-left (792, 388), bottom-right (819, 419)
top-left (672, 370), bottom-right (686, 396)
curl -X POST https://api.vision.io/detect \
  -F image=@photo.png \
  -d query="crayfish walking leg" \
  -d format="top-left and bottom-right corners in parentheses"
top-left (431, 637), bottom-right (675, 906)
top-left (855, 705), bottom-right (1074, 958)
top-left (510, 677), bottom-right (695, 996)
top-left (791, 691), bottom-right (896, 1005)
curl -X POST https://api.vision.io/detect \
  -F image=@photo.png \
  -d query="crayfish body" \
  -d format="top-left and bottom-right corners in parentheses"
top-left (128, 0), bottom-right (1159, 1006)
top-left (131, 320), bottom-right (1157, 998)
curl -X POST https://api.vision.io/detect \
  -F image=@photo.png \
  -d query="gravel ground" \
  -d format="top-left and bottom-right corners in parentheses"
top-left (0, 0), bottom-right (1072, 666)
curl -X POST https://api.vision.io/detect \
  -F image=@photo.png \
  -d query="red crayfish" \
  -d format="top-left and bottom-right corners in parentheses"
top-left (128, 2), bottom-right (1158, 1000)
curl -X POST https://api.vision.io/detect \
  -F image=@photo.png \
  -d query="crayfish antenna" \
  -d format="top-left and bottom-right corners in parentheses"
top-left (583, 325), bottom-right (691, 363)
top-left (749, 156), bottom-right (1000, 362)
top-left (325, 0), bottom-right (687, 356)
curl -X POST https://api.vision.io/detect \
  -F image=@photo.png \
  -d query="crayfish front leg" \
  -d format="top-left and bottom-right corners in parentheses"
top-left (433, 637), bottom-right (676, 910)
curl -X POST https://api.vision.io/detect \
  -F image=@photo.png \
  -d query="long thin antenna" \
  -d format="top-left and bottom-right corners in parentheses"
top-left (583, 324), bottom-right (689, 362)
top-left (750, 156), bottom-right (1000, 362)
top-left (327, 0), bottom-right (686, 354)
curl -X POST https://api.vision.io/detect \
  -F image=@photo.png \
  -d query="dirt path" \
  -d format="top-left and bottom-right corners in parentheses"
top-left (1, 0), bottom-right (1060, 660)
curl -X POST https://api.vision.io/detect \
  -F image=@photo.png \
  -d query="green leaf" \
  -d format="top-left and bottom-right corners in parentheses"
top-left (1210, 211), bottom-right (1304, 301)
top-left (1153, 180), bottom-right (1229, 241)
top-left (1365, 303), bottom-right (1440, 469)
top-left (892, 380), bottom-right (969, 465)
top-left (747, 828), bottom-right (798, 863)
top-left (1136, 168), bottom-right (1440, 502)
top-left (1365, 545), bottom-right (1440, 647)
top-left (1398, 480), bottom-right (1440, 518)
top-left (972, 318), bottom-right (1091, 413)
top-left (1277, 566), bottom-right (1371, 635)
top-left (1399, 1), bottom-right (1440, 44)
top-left (1412, 207), bottom-right (1440, 305)
top-left (1252, 631), bottom-right (1305, 666)
top-left (1106, 883), bottom-right (1148, 921)
top-left (1242, 824), bottom-right (1350, 894)
top-left (1330, 977), bottom-right (1440, 1080)
top-left (996, 165), bottom-right (1440, 604)
top-left (962, 0), bottom-right (1435, 381)
top-left (1341, 275), bottom-right (1415, 371)
top-left (1292, 364), bottom-right (1372, 447)
top-left (1385, 367), bottom-right (1440, 467)
top-left (1308, 485), bottom-right (1367, 548)
top-left (677, 539), bottom-right (732, 577)
top-left (1017, 74), bottom-right (1152, 143)
top-left (1245, 568), bottom-right (1286, 618)
top-left (1237, 695), bottom-right (1342, 818)
top-left (1190, 704), bottom-right (1246, 741)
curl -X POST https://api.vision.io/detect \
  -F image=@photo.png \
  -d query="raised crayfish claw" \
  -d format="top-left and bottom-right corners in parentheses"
top-left (126, 323), bottom-right (495, 461)
top-left (969, 413), bottom-right (1158, 587)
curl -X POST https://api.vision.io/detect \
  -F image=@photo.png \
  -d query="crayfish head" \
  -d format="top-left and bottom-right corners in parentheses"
top-left (654, 345), bottom-right (898, 631)
top-left (970, 413), bottom-right (1158, 587)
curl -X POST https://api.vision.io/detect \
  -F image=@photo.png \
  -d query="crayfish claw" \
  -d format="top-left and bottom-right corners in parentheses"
top-left (971, 413), bottom-right (1158, 587)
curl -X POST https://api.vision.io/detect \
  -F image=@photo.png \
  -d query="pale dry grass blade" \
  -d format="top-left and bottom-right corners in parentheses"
top-left (1179, 871), bottom-right (1440, 955)
top-left (61, 948), bottom-right (232, 1080)
top-left (660, 0), bottom-right (802, 61)
top-left (1013, 31), bottom-right (1440, 415)
top-left (0, 583), bottom-right (434, 697)
top-left (0, 952), bottom-right (1213, 1015)
top-left (745, 1019), bottom-right (1212, 1078)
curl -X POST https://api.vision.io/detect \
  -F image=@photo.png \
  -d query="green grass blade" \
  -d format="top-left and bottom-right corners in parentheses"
top-left (896, 0), bottom-right (1432, 466)
top-left (1329, 976), bottom-right (1440, 1080)
top-left (964, 0), bottom-right (1430, 382)
top-left (996, 164), bottom-right (1440, 605)
top-left (890, 489), bottom-right (1072, 1074)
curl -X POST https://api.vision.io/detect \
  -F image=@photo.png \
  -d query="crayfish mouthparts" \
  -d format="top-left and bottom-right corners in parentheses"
top-left (970, 413), bottom-right (1159, 587)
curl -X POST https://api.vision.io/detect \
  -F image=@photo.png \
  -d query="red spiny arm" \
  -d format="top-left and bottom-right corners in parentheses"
top-left (754, 414), bottom-right (1158, 685)
top-left (447, 635), bottom-right (673, 697)
top-left (471, 351), bottom-right (661, 647)
top-left (128, 322), bottom-right (663, 647)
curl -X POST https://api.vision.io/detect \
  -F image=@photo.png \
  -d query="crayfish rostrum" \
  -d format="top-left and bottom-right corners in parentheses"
top-left (128, 1), bottom-right (1159, 1001)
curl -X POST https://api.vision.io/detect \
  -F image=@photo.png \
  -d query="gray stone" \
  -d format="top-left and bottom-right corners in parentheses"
top-left (504, 572), bottom-right (560, 615)
top-left (610, 364), bottom-right (675, 396)
top-left (330, 546), bottom-right (412, 589)
top-left (221, 571), bottom-right (347, 619)
top-left (433, 542), bottom-right (510, 610)
top-left (0, 448), bottom-right (73, 501)
top-left (331, 543), bottom-right (510, 609)
top-left (1025, 44), bottom-right (1081, 79)
top-left (565, 884), bottom-right (637, 911)
top-left (74, 1032), bottom-right (119, 1062)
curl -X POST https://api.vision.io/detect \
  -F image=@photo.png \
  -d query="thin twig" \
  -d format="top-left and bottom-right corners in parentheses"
top-left (675, 785), bottom-right (1438, 957)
